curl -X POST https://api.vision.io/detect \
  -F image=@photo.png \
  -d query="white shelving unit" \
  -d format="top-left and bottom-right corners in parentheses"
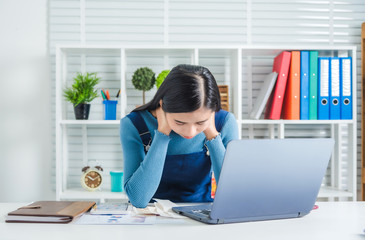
top-left (55, 45), bottom-right (357, 202)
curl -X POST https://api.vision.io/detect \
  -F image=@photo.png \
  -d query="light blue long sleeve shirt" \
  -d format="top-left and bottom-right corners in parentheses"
top-left (120, 110), bottom-right (238, 208)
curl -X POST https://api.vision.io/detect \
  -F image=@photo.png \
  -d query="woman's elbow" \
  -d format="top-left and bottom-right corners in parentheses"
top-left (124, 184), bottom-right (150, 208)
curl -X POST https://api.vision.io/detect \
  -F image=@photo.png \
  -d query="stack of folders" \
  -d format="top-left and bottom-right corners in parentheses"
top-left (254, 51), bottom-right (352, 120)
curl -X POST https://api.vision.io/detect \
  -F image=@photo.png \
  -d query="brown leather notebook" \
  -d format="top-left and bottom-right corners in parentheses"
top-left (6, 201), bottom-right (96, 223)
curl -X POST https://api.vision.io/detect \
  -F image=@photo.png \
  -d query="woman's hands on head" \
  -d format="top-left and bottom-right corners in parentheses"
top-left (203, 111), bottom-right (219, 140)
top-left (156, 100), bottom-right (172, 136)
top-left (154, 101), bottom-right (218, 139)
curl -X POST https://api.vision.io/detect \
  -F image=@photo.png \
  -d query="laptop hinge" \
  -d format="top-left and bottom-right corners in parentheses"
top-left (217, 219), bottom-right (224, 224)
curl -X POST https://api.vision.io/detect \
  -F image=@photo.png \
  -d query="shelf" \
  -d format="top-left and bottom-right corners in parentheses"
top-left (240, 119), bottom-right (354, 124)
top-left (60, 189), bottom-right (128, 201)
top-left (60, 119), bottom-right (354, 126)
top-left (56, 45), bottom-right (357, 202)
top-left (56, 44), bottom-right (356, 51)
top-left (59, 46), bottom-right (121, 55)
top-left (318, 187), bottom-right (354, 198)
top-left (60, 120), bottom-right (120, 125)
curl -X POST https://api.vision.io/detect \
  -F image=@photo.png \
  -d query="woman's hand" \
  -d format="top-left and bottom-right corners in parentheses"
top-left (204, 112), bottom-right (219, 140)
top-left (156, 105), bottom-right (171, 136)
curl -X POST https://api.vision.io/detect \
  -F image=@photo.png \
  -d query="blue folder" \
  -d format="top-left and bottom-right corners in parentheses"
top-left (329, 57), bottom-right (341, 120)
top-left (340, 57), bottom-right (352, 119)
top-left (309, 51), bottom-right (318, 120)
top-left (300, 51), bottom-right (309, 120)
top-left (318, 57), bottom-right (330, 120)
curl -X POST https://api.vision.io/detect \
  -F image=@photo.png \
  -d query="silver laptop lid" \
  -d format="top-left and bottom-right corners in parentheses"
top-left (210, 138), bottom-right (334, 220)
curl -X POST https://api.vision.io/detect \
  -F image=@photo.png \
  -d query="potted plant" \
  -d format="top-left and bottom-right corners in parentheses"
top-left (131, 67), bottom-right (156, 104)
top-left (63, 72), bottom-right (100, 120)
top-left (156, 69), bottom-right (170, 89)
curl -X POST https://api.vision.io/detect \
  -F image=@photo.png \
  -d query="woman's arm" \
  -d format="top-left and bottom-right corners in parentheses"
top-left (120, 117), bottom-right (170, 208)
top-left (205, 112), bottom-right (239, 183)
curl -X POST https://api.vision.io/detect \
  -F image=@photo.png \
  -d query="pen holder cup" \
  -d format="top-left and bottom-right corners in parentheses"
top-left (110, 171), bottom-right (123, 192)
top-left (103, 100), bottom-right (118, 120)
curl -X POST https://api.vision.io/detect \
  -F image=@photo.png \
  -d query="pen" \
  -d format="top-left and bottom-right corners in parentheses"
top-left (18, 205), bottom-right (41, 210)
top-left (106, 90), bottom-right (110, 100)
top-left (116, 89), bottom-right (121, 98)
top-left (101, 90), bottom-right (107, 100)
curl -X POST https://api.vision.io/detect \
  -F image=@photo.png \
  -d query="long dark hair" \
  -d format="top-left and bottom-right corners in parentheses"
top-left (133, 64), bottom-right (221, 113)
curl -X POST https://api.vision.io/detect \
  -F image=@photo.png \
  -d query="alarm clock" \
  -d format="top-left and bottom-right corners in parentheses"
top-left (81, 165), bottom-right (103, 191)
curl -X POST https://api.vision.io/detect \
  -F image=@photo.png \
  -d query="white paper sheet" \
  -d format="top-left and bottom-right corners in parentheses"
top-left (132, 199), bottom-right (186, 219)
top-left (75, 214), bottom-right (156, 225)
top-left (89, 202), bottom-right (131, 215)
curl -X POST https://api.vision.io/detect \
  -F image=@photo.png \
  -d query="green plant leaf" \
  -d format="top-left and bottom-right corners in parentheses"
top-left (156, 69), bottom-right (170, 88)
top-left (63, 72), bottom-right (100, 106)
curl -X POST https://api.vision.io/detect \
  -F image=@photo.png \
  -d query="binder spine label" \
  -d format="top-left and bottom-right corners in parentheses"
top-left (342, 59), bottom-right (351, 97)
top-left (320, 60), bottom-right (329, 97)
top-left (331, 59), bottom-right (340, 97)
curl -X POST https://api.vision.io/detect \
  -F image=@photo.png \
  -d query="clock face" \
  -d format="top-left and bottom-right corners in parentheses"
top-left (83, 170), bottom-right (102, 190)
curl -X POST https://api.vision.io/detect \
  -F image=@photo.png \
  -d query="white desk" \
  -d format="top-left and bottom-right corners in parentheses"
top-left (1, 202), bottom-right (365, 240)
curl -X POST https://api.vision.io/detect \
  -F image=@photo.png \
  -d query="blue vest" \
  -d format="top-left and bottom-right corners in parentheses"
top-left (126, 110), bottom-right (228, 202)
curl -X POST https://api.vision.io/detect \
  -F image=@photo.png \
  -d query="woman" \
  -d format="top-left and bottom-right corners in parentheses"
top-left (120, 64), bottom-right (238, 208)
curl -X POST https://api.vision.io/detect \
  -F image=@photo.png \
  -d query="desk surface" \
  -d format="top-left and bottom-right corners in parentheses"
top-left (1, 202), bottom-right (365, 240)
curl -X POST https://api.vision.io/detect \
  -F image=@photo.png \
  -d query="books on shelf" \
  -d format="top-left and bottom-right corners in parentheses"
top-left (300, 51), bottom-right (310, 120)
top-left (282, 51), bottom-right (300, 120)
top-left (264, 51), bottom-right (291, 120)
top-left (309, 51), bottom-right (319, 120)
top-left (249, 72), bottom-right (278, 120)
top-left (330, 57), bottom-right (341, 119)
top-left (317, 55), bottom-right (352, 120)
top-left (318, 57), bottom-right (330, 120)
top-left (340, 57), bottom-right (352, 119)
top-left (218, 85), bottom-right (229, 111)
top-left (253, 50), bottom-right (352, 120)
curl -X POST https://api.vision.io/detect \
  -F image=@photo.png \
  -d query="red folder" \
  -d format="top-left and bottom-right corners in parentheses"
top-left (264, 51), bottom-right (291, 119)
top-left (282, 51), bottom-right (300, 119)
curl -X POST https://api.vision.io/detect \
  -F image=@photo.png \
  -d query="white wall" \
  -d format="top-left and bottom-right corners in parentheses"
top-left (2, 0), bottom-right (362, 201)
top-left (49, 0), bottom-right (365, 199)
top-left (0, 0), bottom-right (53, 202)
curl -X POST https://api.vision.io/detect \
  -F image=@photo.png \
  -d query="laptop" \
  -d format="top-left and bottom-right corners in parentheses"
top-left (172, 138), bottom-right (334, 224)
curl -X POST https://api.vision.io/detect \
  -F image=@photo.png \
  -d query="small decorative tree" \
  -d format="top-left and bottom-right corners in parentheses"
top-left (131, 67), bottom-right (156, 104)
top-left (156, 69), bottom-right (170, 89)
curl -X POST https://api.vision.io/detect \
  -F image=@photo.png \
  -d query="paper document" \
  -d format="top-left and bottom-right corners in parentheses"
top-left (132, 199), bottom-right (186, 219)
top-left (90, 201), bottom-right (131, 215)
top-left (75, 214), bottom-right (156, 225)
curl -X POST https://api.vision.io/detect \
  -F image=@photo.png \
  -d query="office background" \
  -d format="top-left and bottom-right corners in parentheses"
top-left (0, 0), bottom-right (364, 202)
